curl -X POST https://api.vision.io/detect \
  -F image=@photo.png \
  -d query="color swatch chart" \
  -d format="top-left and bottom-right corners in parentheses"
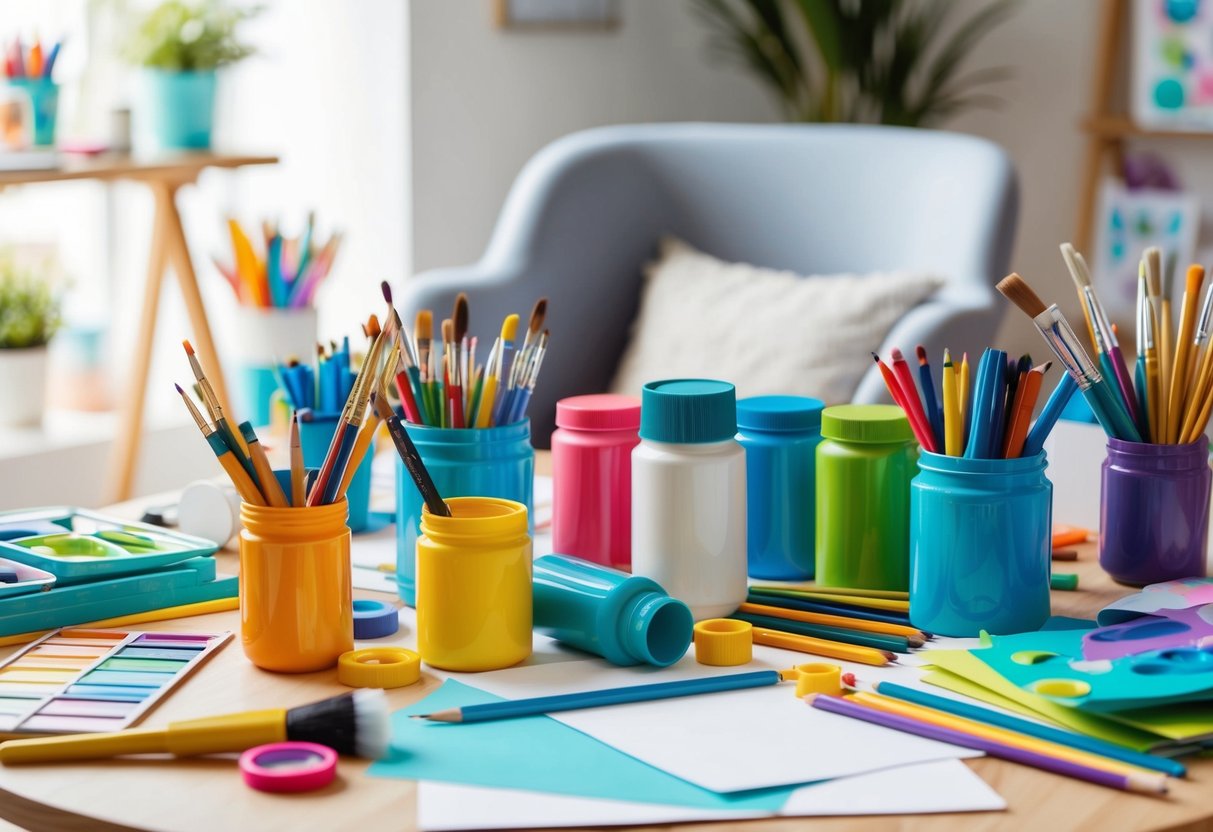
top-left (0, 628), bottom-right (231, 736)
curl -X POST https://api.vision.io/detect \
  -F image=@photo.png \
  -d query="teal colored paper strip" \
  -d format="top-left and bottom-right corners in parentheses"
top-left (368, 679), bottom-right (795, 811)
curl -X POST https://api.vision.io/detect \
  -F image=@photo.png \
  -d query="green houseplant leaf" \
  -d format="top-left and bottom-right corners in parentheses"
top-left (123, 1), bottom-right (261, 72)
top-left (0, 254), bottom-right (62, 350)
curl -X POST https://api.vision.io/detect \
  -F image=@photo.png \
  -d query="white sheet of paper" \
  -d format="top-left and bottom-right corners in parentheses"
top-left (457, 647), bottom-right (980, 793)
top-left (417, 759), bottom-right (1005, 831)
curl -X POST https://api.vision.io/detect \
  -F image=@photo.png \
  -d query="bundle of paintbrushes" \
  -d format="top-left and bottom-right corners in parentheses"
top-left (180, 282), bottom-right (452, 514)
top-left (213, 214), bottom-right (342, 309)
top-left (276, 338), bottom-right (356, 414)
top-left (999, 243), bottom-right (1213, 446)
top-left (392, 294), bottom-right (550, 429)
top-left (873, 346), bottom-right (1072, 459)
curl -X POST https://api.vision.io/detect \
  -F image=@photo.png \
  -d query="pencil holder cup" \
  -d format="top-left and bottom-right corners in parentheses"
top-left (3, 79), bottom-right (58, 146)
top-left (298, 412), bottom-right (372, 532)
top-left (816, 405), bottom-right (917, 591)
top-left (532, 554), bottom-right (693, 667)
top-left (395, 420), bottom-right (534, 606)
top-left (1100, 437), bottom-right (1211, 586)
top-left (415, 497), bottom-right (532, 671)
top-left (239, 494), bottom-right (353, 673)
top-left (909, 451), bottom-right (1053, 637)
top-left (230, 306), bottom-right (317, 428)
top-left (133, 68), bottom-right (215, 152)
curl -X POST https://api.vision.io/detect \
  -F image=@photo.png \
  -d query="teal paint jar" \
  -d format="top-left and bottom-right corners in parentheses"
top-left (909, 450), bottom-right (1052, 637)
top-left (395, 420), bottom-right (534, 606)
top-left (736, 395), bottom-right (824, 580)
top-left (533, 554), bottom-right (693, 667)
top-left (297, 412), bottom-right (372, 533)
top-left (133, 69), bottom-right (216, 153)
top-left (815, 404), bottom-right (917, 591)
top-left (5, 79), bottom-right (58, 146)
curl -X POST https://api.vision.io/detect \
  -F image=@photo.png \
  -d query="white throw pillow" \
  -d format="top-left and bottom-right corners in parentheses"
top-left (610, 238), bottom-right (944, 404)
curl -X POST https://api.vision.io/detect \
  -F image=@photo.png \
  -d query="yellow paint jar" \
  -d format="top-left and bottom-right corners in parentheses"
top-left (239, 499), bottom-right (353, 673)
top-left (416, 496), bottom-right (532, 671)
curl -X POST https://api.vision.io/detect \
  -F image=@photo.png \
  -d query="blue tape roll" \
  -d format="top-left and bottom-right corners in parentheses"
top-left (353, 598), bottom-right (399, 639)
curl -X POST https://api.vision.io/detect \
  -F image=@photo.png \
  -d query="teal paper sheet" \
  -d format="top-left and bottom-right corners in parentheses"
top-left (368, 679), bottom-right (794, 811)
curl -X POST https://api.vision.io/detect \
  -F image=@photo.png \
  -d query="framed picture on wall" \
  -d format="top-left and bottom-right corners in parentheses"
top-left (493, 0), bottom-right (620, 30)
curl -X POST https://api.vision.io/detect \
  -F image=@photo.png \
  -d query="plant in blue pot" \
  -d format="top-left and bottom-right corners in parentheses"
top-left (123, 1), bottom-right (259, 154)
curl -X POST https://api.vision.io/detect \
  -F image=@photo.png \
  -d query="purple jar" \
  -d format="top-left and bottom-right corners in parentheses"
top-left (1100, 436), bottom-right (1211, 586)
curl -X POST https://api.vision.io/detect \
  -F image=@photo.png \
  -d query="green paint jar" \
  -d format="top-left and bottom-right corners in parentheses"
top-left (815, 404), bottom-right (917, 591)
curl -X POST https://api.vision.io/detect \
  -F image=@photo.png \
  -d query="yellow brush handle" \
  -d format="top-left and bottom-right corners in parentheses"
top-left (337, 416), bottom-right (379, 499)
top-left (217, 450), bottom-right (265, 506)
top-left (0, 710), bottom-right (286, 764)
top-left (248, 441), bottom-right (288, 507)
top-left (476, 377), bottom-right (498, 428)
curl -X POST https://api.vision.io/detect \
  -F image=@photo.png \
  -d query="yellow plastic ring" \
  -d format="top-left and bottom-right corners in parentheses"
top-left (337, 647), bottom-right (421, 689)
top-left (693, 619), bottom-right (753, 666)
top-left (793, 662), bottom-right (842, 697)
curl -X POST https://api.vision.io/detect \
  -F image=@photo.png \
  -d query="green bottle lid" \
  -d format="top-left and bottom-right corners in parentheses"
top-left (820, 404), bottom-right (913, 445)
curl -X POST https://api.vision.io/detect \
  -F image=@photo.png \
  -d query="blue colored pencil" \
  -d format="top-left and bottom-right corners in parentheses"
top-left (963, 349), bottom-right (997, 458)
top-left (1022, 372), bottom-right (1078, 456)
top-left (745, 592), bottom-right (915, 628)
top-left (985, 350), bottom-right (1009, 458)
top-left (916, 346), bottom-right (944, 444)
top-left (416, 670), bottom-right (783, 723)
top-left (731, 613), bottom-right (911, 653)
top-left (872, 681), bottom-right (1185, 778)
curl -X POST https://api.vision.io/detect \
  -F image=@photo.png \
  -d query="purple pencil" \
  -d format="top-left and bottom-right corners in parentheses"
top-left (807, 694), bottom-right (1168, 796)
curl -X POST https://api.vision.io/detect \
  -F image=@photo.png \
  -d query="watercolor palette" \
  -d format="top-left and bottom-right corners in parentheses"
top-left (0, 628), bottom-right (231, 736)
top-left (0, 507), bottom-right (217, 584)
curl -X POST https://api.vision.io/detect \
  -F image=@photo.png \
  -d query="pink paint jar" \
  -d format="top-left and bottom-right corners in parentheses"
top-left (552, 394), bottom-right (642, 570)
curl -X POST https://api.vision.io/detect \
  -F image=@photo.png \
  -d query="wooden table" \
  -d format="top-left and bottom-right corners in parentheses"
top-left (0, 151), bottom-right (278, 503)
top-left (0, 480), bottom-right (1207, 831)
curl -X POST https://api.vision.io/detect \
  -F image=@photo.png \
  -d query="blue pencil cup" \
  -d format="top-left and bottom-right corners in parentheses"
top-left (909, 451), bottom-right (1052, 637)
top-left (395, 420), bottom-right (534, 606)
top-left (298, 413), bottom-right (372, 532)
top-left (133, 69), bottom-right (216, 153)
top-left (5, 79), bottom-right (58, 146)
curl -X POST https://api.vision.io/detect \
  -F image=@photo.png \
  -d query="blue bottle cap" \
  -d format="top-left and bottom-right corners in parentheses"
top-left (640, 379), bottom-right (737, 444)
top-left (736, 395), bottom-right (825, 433)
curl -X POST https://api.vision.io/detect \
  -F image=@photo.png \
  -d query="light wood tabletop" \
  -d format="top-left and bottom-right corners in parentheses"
top-left (0, 465), bottom-right (1207, 831)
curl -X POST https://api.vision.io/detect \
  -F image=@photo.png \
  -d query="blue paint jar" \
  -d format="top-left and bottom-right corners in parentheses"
top-left (736, 395), bottom-right (824, 580)
top-left (395, 420), bottom-right (534, 606)
top-left (909, 450), bottom-right (1052, 637)
top-left (533, 554), bottom-right (693, 667)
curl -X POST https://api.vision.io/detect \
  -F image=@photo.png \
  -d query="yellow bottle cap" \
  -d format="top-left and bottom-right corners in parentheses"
top-left (693, 619), bottom-right (753, 666)
top-left (338, 647), bottom-right (422, 689)
top-left (789, 662), bottom-right (843, 697)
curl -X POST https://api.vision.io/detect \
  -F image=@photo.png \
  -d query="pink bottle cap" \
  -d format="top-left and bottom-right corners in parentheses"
top-left (239, 741), bottom-right (338, 793)
top-left (556, 394), bottom-right (641, 431)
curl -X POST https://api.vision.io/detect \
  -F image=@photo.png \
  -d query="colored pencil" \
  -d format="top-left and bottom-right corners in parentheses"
top-left (289, 413), bottom-right (305, 507)
top-left (807, 694), bottom-right (1169, 794)
top-left (1022, 371), bottom-right (1078, 457)
top-left (942, 349), bottom-right (961, 456)
top-left (1003, 362), bottom-right (1048, 458)
top-left (748, 588), bottom-right (909, 613)
top-left (239, 421), bottom-right (289, 508)
top-left (870, 682), bottom-right (1186, 778)
top-left (415, 670), bottom-right (785, 723)
top-left (890, 348), bottom-right (937, 452)
top-left (958, 351), bottom-right (970, 444)
top-left (749, 585), bottom-right (909, 601)
top-left (746, 591), bottom-right (914, 627)
top-left (750, 627), bottom-right (895, 666)
top-left (916, 346), bottom-right (943, 444)
top-left (732, 613), bottom-right (912, 653)
top-left (737, 602), bottom-right (926, 642)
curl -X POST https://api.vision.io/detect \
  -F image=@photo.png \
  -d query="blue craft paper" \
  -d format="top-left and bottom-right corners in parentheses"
top-left (368, 679), bottom-right (795, 810)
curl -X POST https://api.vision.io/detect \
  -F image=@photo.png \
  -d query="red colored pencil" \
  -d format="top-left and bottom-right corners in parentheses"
top-left (890, 348), bottom-right (937, 451)
top-left (872, 353), bottom-right (936, 450)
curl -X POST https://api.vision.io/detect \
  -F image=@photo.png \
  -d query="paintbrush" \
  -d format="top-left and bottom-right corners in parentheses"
top-left (175, 384), bottom-right (265, 506)
top-left (238, 422), bottom-right (289, 507)
top-left (452, 294), bottom-right (469, 428)
top-left (1180, 283), bottom-right (1213, 443)
top-left (289, 412), bottom-right (305, 507)
top-left (504, 329), bottom-right (549, 425)
top-left (374, 393), bottom-right (451, 517)
top-left (1166, 265), bottom-right (1206, 442)
top-left (498, 298), bottom-right (547, 425)
top-left (996, 273), bottom-right (1141, 442)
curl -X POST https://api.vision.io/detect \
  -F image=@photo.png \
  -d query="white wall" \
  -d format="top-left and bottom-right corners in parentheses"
top-left (409, 0), bottom-right (780, 272)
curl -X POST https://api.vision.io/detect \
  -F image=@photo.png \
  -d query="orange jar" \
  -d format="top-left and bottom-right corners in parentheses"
top-left (239, 499), bottom-right (353, 672)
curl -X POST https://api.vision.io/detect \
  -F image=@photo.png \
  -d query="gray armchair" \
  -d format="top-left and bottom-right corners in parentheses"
top-left (398, 123), bottom-right (1018, 446)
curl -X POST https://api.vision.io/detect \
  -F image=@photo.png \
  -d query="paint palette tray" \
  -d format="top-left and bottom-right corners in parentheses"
top-left (0, 628), bottom-right (232, 736)
top-left (0, 557), bottom-right (55, 600)
top-left (0, 507), bottom-right (217, 583)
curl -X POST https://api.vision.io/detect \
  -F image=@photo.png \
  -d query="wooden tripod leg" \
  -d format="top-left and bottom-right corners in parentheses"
top-left (161, 181), bottom-right (234, 420)
top-left (107, 183), bottom-right (171, 503)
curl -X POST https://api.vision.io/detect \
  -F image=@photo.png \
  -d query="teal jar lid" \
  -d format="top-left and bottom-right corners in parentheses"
top-left (736, 395), bottom-right (824, 433)
top-left (640, 379), bottom-right (737, 444)
top-left (820, 404), bottom-right (913, 444)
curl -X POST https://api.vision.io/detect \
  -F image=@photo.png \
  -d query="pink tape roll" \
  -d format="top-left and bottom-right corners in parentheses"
top-left (239, 741), bottom-right (338, 793)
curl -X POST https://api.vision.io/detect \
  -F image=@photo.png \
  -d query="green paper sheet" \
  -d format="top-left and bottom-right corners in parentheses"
top-left (368, 679), bottom-right (795, 810)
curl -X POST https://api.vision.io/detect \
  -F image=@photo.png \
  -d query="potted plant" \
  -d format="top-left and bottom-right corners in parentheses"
top-left (123, 1), bottom-right (259, 154)
top-left (0, 254), bottom-right (62, 427)
top-left (691, 0), bottom-right (1017, 126)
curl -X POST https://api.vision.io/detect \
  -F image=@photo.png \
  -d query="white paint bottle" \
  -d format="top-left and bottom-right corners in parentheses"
top-left (631, 379), bottom-right (747, 621)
